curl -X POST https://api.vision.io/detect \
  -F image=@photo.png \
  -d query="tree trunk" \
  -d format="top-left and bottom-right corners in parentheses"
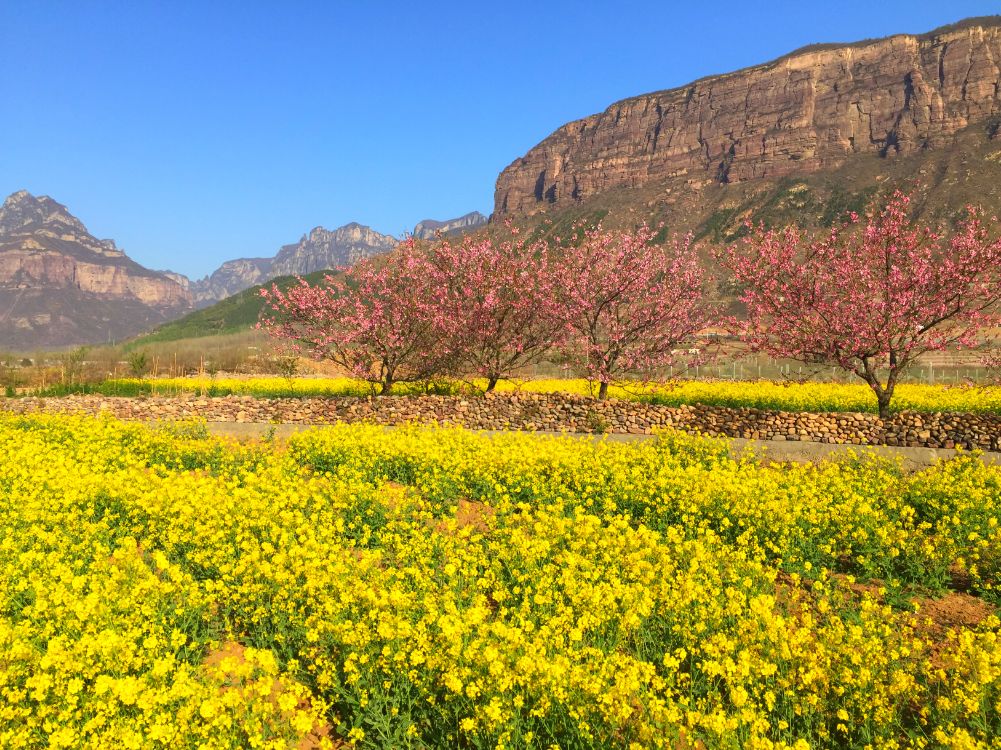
top-left (485, 375), bottom-right (499, 393)
top-left (859, 358), bottom-right (895, 420)
top-left (875, 384), bottom-right (894, 420)
top-left (880, 352), bottom-right (897, 420)
top-left (380, 377), bottom-right (394, 396)
top-left (597, 380), bottom-right (609, 400)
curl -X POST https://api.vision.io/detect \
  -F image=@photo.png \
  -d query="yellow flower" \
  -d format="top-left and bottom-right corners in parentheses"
top-left (199, 698), bottom-right (217, 719)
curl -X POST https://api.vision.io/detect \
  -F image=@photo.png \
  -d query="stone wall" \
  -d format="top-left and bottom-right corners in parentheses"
top-left (3, 392), bottom-right (998, 451)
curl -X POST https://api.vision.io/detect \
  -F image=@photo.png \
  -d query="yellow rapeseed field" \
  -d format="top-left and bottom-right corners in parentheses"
top-left (105, 376), bottom-right (1001, 414)
top-left (1, 413), bottom-right (999, 748)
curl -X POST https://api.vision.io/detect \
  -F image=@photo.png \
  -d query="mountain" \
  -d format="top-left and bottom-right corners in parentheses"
top-left (191, 223), bottom-right (398, 305)
top-left (189, 258), bottom-right (273, 305)
top-left (412, 211), bottom-right (488, 240)
top-left (493, 17), bottom-right (1001, 238)
top-left (270, 224), bottom-right (397, 277)
top-left (0, 190), bottom-right (192, 350)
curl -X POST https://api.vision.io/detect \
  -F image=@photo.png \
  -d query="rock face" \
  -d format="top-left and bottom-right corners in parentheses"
top-left (189, 258), bottom-right (273, 305)
top-left (270, 224), bottom-right (397, 277)
top-left (412, 211), bottom-right (488, 240)
top-left (0, 190), bottom-right (90, 237)
top-left (494, 18), bottom-right (1001, 217)
top-left (0, 191), bottom-right (192, 349)
top-left (191, 223), bottom-right (398, 305)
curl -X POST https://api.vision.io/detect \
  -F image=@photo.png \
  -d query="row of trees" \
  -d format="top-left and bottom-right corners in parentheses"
top-left (260, 192), bottom-right (1001, 417)
top-left (259, 223), bottom-right (715, 399)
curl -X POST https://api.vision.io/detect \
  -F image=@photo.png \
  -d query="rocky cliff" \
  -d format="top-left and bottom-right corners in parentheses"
top-left (494, 17), bottom-right (1001, 218)
top-left (0, 191), bottom-right (192, 349)
top-left (190, 223), bottom-right (398, 305)
top-left (189, 258), bottom-right (273, 305)
top-left (412, 211), bottom-right (487, 239)
top-left (270, 223), bottom-right (398, 277)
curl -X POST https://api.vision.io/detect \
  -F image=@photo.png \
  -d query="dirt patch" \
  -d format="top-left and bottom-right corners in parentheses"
top-left (911, 592), bottom-right (996, 631)
top-left (830, 572), bottom-right (886, 601)
top-left (454, 498), bottom-right (495, 533)
top-left (907, 592), bottom-right (997, 670)
top-left (298, 721), bottom-right (339, 750)
top-left (203, 640), bottom-right (249, 672)
top-left (673, 729), bottom-right (707, 750)
top-left (948, 563), bottom-right (975, 593)
top-left (431, 497), bottom-right (496, 537)
top-left (380, 481), bottom-right (409, 511)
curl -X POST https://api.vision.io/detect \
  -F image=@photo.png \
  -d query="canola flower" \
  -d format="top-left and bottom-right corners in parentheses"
top-left (99, 376), bottom-right (1001, 414)
top-left (0, 413), bottom-right (999, 748)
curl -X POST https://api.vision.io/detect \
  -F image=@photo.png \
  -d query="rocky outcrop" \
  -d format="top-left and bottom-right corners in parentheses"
top-left (191, 223), bottom-right (398, 305)
top-left (189, 258), bottom-right (272, 305)
top-left (0, 191), bottom-right (193, 348)
top-left (0, 190), bottom-right (90, 236)
top-left (0, 243), bottom-right (190, 307)
top-left (412, 211), bottom-right (487, 239)
top-left (494, 18), bottom-right (1001, 216)
top-left (160, 271), bottom-right (192, 292)
top-left (270, 224), bottom-right (398, 277)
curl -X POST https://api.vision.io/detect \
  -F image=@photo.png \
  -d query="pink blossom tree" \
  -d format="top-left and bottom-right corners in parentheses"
top-left (984, 349), bottom-right (1001, 385)
top-left (718, 191), bottom-right (1001, 418)
top-left (424, 231), bottom-right (561, 391)
top-left (258, 242), bottom-right (454, 395)
top-left (550, 225), bottom-right (716, 399)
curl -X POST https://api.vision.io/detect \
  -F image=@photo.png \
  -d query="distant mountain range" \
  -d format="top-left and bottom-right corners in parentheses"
top-left (411, 211), bottom-right (487, 240)
top-left (0, 193), bottom-right (487, 348)
top-left (187, 213), bottom-right (487, 306)
top-left (187, 223), bottom-right (399, 305)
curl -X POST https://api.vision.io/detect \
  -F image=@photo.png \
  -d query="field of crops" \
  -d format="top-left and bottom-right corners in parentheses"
top-left (67, 376), bottom-right (1001, 415)
top-left (1, 413), bottom-right (999, 748)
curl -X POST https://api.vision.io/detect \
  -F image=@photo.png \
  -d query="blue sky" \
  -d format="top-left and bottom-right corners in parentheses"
top-left (1, 1), bottom-right (998, 278)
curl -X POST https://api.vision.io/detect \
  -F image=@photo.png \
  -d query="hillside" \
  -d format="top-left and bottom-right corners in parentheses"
top-left (128, 270), bottom-right (336, 346)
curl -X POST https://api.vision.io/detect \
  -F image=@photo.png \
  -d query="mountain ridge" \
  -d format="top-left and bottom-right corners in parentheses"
top-left (189, 222), bottom-right (399, 305)
top-left (412, 211), bottom-right (488, 240)
top-left (609, 15), bottom-right (1001, 110)
top-left (494, 17), bottom-right (1001, 220)
top-left (0, 191), bottom-right (193, 349)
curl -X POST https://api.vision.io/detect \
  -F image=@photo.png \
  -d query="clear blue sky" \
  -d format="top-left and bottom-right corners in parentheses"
top-left (1, 1), bottom-right (998, 278)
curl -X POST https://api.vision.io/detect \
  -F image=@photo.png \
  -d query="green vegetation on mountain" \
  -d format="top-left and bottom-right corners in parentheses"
top-left (129, 270), bottom-right (334, 347)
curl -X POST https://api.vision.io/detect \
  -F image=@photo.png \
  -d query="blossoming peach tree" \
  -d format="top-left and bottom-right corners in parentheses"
top-left (423, 230), bottom-right (562, 392)
top-left (258, 241), bottom-right (456, 395)
top-left (550, 225), bottom-right (717, 399)
top-left (260, 225), bottom-right (717, 399)
top-left (719, 191), bottom-right (1001, 418)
